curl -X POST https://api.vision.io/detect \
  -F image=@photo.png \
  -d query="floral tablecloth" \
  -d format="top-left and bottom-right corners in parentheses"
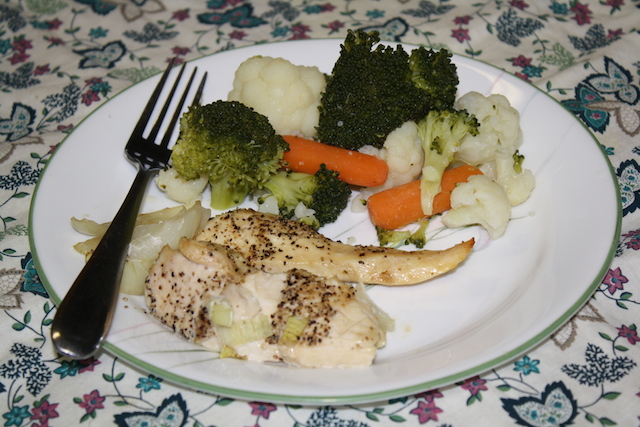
top-left (1, 0), bottom-right (639, 425)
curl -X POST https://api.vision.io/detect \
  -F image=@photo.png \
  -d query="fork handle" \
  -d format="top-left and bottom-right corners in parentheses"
top-left (51, 168), bottom-right (156, 360)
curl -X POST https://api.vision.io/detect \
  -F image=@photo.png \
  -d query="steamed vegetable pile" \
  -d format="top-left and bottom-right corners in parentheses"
top-left (157, 28), bottom-right (534, 245)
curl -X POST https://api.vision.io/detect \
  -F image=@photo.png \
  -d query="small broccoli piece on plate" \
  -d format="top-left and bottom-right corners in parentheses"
top-left (170, 100), bottom-right (288, 210)
top-left (316, 29), bottom-right (459, 151)
top-left (258, 165), bottom-right (351, 230)
top-left (376, 221), bottom-right (429, 249)
top-left (417, 109), bottom-right (479, 216)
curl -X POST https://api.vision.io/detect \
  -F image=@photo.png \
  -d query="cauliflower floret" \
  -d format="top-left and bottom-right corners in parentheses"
top-left (479, 153), bottom-right (536, 206)
top-left (454, 91), bottom-right (522, 165)
top-left (441, 175), bottom-right (511, 239)
top-left (454, 91), bottom-right (534, 206)
top-left (228, 56), bottom-right (326, 138)
top-left (156, 167), bottom-right (208, 204)
top-left (358, 121), bottom-right (423, 200)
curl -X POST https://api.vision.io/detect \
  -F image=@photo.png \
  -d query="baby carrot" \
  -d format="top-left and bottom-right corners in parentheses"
top-left (368, 164), bottom-right (482, 230)
top-left (282, 135), bottom-right (389, 187)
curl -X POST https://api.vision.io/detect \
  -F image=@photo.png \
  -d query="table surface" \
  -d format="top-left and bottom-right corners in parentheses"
top-left (2, 0), bottom-right (639, 425)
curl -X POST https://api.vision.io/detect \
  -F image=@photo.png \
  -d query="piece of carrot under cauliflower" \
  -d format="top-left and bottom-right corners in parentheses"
top-left (227, 55), bottom-right (326, 138)
top-left (453, 91), bottom-right (535, 207)
top-left (441, 175), bottom-right (512, 240)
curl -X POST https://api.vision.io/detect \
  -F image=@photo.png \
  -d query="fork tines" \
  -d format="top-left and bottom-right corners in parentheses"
top-left (126, 57), bottom-right (207, 170)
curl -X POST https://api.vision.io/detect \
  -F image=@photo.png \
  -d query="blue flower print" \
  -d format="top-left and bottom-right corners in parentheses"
top-left (74, 40), bottom-right (127, 69)
top-left (561, 83), bottom-right (610, 133)
top-left (271, 26), bottom-right (290, 38)
top-left (74, 0), bottom-right (117, 15)
top-left (569, 24), bottom-right (614, 52)
top-left (514, 355), bottom-right (540, 375)
top-left (197, 4), bottom-right (266, 28)
top-left (0, 62), bottom-right (40, 90)
top-left (522, 64), bottom-right (544, 79)
top-left (136, 374), bottom-right (163, 392)
top-left (206, 0), bottom-right (226, 9)
top-left (0, 4), bottom-right (27, 32)
top-left (0, 161), bottom-right (39, 190)
top-left (20, 253), bottom-right (47, 298)
top-left (0, 38), bottom-right (11, 54)
top-left (114, 394), bottom-right (189, 427)
top-left (561, 343), bottom-right (635, 386)
top-left (2, 405), bottom-right (30, 427)
top-left (584, 57), bottom-right (639, 105)
top-left (303, 5), bottom-right (325, 14)
top-left (362, 17), bottom-right (409, 42)
top-left (89, 26), bottom-right (108, 38)
top-left (42, 82), bottom-right (81, 123)
top-left (124, 23), bottom-right (178, 43)
top-left (617, 159), bottom-right (640, 216)
top-left (502, 382), bottom-right (578, 426)
top-left (549, 1), bottom-right (568, 15)
top-left (495, 8), bottom-right (544, 47)
top-left (0, 103), bottom-right (35, 142)
top-left (0, 344), bottom-right (51, 396)
top-left (366, 9), bottom-right (385, 19)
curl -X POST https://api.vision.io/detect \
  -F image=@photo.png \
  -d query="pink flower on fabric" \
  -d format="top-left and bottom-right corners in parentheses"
top-left (617, 325), bottom-right (640, 345)
top-left (12, 38), bottom-right (32, 53)
top-left (47, 18), bottom-right (63, 30)
top-left (229, 30), bottom-right (247, 40)
top-left (622, 229), bottom-right (640, 249)
top-left (168, 56), bottom-right (185, 65)
top-left (78, 390), bottom-right (105, 414)
top-left (172, 9), bottom-right (189, 21)
top-left (415, 389), bottom-right (444, 402)
top-left (78, 357), bottom-right (101, 373)
top-left (34, 64), bottom-right (50, 75)
top-left (249, 402), bottom-right (277, 419)
top-left (319, 3), bottom-right (336, 12)
top-left (460, 376), bottom-right (488, 395)
top-left (325, 20), bottom-right (344, 33)
top-left (82, 90), bottom-right (100, 106)
top-left (604, 0), bottom-right (623, 8)
top-left (454, 15), bottom-right (472, 25)
top-left (172, 46), bottom-right (191, 56)
top-left (451, 28), bottom-right (470, 43)
top-left (9, 52), bottom-right (29, 64)
top-left (31, 401), bottom-right (59, 423)
top-left (570, 2), bottom-right (592, 25)
top-left (410, 399), bottom-right (443, 423)
top-left (46, 36), bottom-right (65, 46)
top-left (511, 55), bottom-right (532, 68)
top-left (602, 267), bottom-right (627, 294)
top-left (607, 28), bottom-right (623, 39)
top-left (290, 24), bottom-right (311, 40)
top-left (510, 0), bottom-right (529, 10)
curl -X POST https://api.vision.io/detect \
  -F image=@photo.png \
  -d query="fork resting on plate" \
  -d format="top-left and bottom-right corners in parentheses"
top-left (51, 59), bottom-right (207, 360)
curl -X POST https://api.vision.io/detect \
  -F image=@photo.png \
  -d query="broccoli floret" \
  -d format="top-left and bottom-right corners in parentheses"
top-left (316, 29), bottom-right (459, 151)
top-left (171, 100), bottom-right (288, 210)
top-left (417, 109), bottom-right (479, 216)
top-left (259, 164), bottom-right (351, 229)
top-left (376, 221), bottom-right (429, 249)
top-left (512, 150), bottom-right (524, 174)
top-left (409, 47), bottom-right (459, 112)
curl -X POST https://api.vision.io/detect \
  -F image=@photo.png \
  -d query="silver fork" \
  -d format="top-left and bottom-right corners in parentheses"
top-left (51, 59), bottom-right (207, 360)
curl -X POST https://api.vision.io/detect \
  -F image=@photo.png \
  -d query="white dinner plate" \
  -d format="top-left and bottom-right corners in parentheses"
top-left (29, 39), bottom-right (620, 404)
